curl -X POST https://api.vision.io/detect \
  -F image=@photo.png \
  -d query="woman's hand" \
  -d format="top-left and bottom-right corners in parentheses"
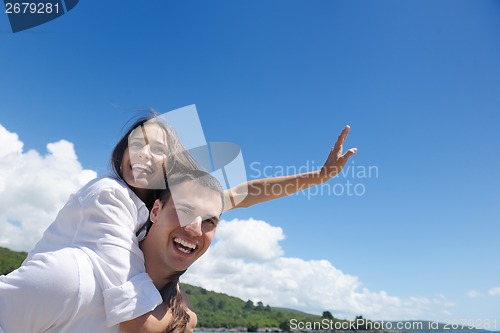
top-left (319, 125), bottom-right (357, 181)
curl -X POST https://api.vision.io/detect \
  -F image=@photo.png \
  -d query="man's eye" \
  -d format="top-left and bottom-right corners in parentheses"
top-left (202, 219), bottom-right (217, 230)
top-left (201, 220), bottom-right (216, 232)
top-left (176, 208), bottom-right (190, 214)
top-left (175, 208), bottom-right (193, 219)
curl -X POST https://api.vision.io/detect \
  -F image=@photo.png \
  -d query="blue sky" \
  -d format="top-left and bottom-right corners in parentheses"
top-left (1, 0), bottom-right (499, 324)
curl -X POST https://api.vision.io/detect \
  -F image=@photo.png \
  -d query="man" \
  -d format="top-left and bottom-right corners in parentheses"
top-left (122, 170), bottom-right (224, 333)
top-left (0, 170), bottom-right (224, 333)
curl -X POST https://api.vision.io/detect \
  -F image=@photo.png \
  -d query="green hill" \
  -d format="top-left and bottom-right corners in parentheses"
top-left (0, 247), bottom-right (27, 275)
top-left (1, 247), bottom-right (343, 330)
top-left (181, 283), bottom-right (336, 330)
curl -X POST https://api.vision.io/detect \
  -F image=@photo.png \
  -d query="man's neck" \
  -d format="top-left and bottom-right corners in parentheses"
top-left (141, 243), bottom-right (178, 291)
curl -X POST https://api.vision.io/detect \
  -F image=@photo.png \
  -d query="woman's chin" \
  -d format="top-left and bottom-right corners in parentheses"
top-left (126, 175), bottom-right (165, 190)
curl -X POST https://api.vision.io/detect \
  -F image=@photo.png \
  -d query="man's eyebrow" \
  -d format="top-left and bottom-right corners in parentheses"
top-left (174, 202), bottom-right (195, 210)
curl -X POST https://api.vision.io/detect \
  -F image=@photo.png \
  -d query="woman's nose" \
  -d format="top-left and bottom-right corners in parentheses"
top-left (137, 144), bottom-right (152, 158)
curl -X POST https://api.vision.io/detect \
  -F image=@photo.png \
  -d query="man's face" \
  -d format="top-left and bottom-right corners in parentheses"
top-left (143, 180), bottom-right (223, 274)
top-left (121, 123), bottom-right (169, 190)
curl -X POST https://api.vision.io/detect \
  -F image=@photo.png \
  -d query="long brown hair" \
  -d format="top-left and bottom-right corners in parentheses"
top-left (160, 277), bottom-right (190, 333)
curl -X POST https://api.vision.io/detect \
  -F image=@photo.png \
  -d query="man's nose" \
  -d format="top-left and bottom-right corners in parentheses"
top-left (184, 216), bottom-right (202, 237)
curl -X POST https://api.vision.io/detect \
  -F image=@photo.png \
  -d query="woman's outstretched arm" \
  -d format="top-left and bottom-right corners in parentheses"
top-left (224, 125), bottom-right (358, 210)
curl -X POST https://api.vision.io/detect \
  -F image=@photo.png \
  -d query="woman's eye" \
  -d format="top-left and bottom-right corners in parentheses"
top-left (151, 146), bottom-right (167, 155)
top-left (129, 142), bottom-right (144, 150)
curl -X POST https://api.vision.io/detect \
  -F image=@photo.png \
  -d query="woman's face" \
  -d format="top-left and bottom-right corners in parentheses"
top-left (121, 123), bottom-right (169, 191)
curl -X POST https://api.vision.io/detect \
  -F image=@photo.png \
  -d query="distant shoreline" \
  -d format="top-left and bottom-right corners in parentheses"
top-left (195, 329), bottom-right (401, 333)
top-left (196, 329), bottom-right (496, 333)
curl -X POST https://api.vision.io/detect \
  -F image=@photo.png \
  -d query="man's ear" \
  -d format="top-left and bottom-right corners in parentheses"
top-left (150, 199), bottom-right (162, 223)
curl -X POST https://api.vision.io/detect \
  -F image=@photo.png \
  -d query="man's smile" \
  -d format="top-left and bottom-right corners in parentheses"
top-left (173, 237), bottom-right (197, 254)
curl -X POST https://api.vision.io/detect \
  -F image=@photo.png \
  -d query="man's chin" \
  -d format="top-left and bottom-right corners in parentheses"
top-left (171, 256), bottom-right (197, 272)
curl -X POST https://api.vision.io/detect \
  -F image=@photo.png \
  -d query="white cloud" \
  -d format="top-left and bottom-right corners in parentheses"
top-left (488, 287), bottom-right (500, 296)
top-left (0, 124), bottom-right (97, 251)
top-left (0, 125), bottom-right (23, 158)
top-left (432, 294), bottom-right (455, 308)
top-left (467, 290), bottom-right (481, 298)
top-left (210, 218), bottom-right (284, 261)
top-left (183, 218), bottom-right (452, 321)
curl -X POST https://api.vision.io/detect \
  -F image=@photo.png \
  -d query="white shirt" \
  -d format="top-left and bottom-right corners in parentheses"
top-left (1, 248), bottom-right (117, 332)
top-left (15, 175), bottom-right (162, 327)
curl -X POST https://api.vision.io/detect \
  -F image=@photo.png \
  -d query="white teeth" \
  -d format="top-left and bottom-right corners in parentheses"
top-left (177, 247), bottom-right (191, 254)
top-left (174, 237), bottom-right (196, 251)
top-left (131, 164), bottom-right (153, 173)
